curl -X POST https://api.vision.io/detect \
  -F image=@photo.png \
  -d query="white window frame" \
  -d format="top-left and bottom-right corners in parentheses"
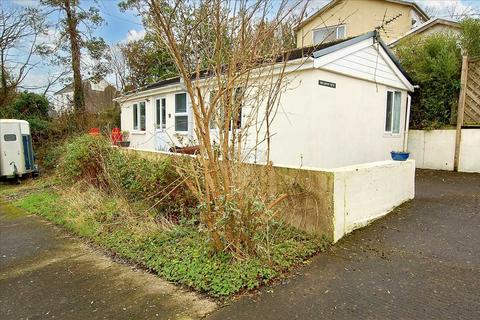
top-left (133, 101), bottom-right (146, 132)
top-left (384, 89), bottom-right (402, 136)
top-left (312, 24), bottom-right (346, 45)
top-left (155, 96), bottom-right (167, 130)
top-left (174, 92), bottom-right (189, 134)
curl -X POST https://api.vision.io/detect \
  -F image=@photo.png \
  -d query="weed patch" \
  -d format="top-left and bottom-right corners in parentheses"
top-left (10, 181), bottom-right (327, 297)
top-left (4, 135), bottom-right (328, 297)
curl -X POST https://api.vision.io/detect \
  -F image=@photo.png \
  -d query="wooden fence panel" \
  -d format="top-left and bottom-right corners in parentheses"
top-left (464, 57), bottom-right (480, 125)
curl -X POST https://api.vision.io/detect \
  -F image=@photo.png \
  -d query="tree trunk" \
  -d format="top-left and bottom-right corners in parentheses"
top-left (64, 0), bottom-right (85, 112)
top-left (0, 50), bottom-right (8, 106)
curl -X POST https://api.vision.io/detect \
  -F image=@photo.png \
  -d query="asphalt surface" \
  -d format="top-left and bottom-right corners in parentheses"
top-left (207, 170), bottom-right (480, 319)
top-left (0, 202), bottom-right (216, 320)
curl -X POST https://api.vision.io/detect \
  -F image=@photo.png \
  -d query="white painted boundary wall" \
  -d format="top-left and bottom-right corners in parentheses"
top-left (122, 148), bottom-right (416, 243)
top-left (331, 160), bottom-right (415, 242)
top-left (408, 129), bottom-right (480, 172)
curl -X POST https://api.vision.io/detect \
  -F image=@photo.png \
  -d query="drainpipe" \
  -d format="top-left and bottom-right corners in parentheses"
top-left (403, 94), bottom-right (412, 152)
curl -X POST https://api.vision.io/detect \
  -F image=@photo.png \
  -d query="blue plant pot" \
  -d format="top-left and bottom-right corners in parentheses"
top-left (391, 151), bottom-right (410, 161)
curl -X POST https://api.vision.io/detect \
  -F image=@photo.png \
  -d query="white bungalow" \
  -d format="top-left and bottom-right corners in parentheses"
top-left (118, 31), bottom-right (414, 169)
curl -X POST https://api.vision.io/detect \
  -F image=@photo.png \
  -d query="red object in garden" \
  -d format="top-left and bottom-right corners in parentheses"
top-left (89, 128), bottom-right (100, 136)
top-left (111, 127), bottom-right (122, 145)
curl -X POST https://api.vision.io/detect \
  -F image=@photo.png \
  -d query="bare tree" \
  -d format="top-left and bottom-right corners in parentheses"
top-left (130, 0), bottom-right (308, 255)
top-left (108, 44), bottom-right (128, 92)
top-left (0, 6), bottom-right (46, 106)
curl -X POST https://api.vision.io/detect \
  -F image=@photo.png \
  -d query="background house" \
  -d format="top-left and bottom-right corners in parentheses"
top-left (52, 79), bottom-right (118, 114)
top-left (295, 0), bottom-right (429, 47)
top-left (119, 32), bottom-right (414, 169)
top-left (389, 18), bottom-right (461, 47)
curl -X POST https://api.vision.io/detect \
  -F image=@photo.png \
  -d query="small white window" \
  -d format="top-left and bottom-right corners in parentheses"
top-left (313, 25), bottom-right (346, 44)
top-left (155, 97), bottom-right (166, 129)
top-left (175, 93), bottom-right (188, 132)
top-left (208, 88), bottom-right (243, 131)
top-left (385, 90), bottom-right (402, 134)
top-left (133, 101), bottom-right (146, 131)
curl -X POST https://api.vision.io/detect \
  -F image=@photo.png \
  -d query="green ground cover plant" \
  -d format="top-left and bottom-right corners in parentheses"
top-left (2, 135), bottom-right (327, 297)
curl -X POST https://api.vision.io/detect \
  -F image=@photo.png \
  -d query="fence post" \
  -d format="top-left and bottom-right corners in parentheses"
top-left (454, 56), bottom-right (469, 172)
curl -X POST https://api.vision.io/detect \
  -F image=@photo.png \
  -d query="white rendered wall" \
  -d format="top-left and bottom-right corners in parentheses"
top-left (458, 130), bottom-right (480, 172)
top-left (407, 129), bottom-right (456, 170)
top-left (120, 88), bottom-right (194, 151)
top-left (265, 67), bottom-right (407, 168)
top-left (331, 160), bottom-right (415, 242)
top-left (408, 129), bottom-right (480, 173)
top-left (120, 65), bottom-right (409, 169)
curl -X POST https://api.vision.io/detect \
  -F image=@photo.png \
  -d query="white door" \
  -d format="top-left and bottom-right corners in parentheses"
top-left (154, 97), bottom-right (169, 151)
top-left (0, 123), bottom-right (23, 176)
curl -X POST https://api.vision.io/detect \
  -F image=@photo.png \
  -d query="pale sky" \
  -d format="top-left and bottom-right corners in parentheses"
top-left (5, 0), bottom-right (480, 96)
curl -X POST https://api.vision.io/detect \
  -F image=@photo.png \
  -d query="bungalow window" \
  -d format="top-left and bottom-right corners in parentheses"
top-left (209, 88), bottom-right (243, 131)
top-left (133, 101), bottom-right (146, 131)
top-left (175, 93), bottom-right (188, 132)
top-left (313, 25), bottom-right (346, 44)
top-left (385, 90), bottom-right (402, 134)
top-left (133, 103), bottom-right (138, 130)
top-left (155, 97), bottom-right (166, 129)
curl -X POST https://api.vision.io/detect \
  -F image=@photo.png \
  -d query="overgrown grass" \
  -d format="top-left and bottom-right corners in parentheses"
top-left (2, 134), bottom-right (328, 297)
top-left (10, 183), bottom-right (327, 297)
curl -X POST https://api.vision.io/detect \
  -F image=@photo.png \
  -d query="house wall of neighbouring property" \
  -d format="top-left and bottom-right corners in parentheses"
top-left (53, 81), bottom-right (118, 114)
top-left (296, 0), bottom-right (424, 48)
top-left (408, 129), bottom-right (480, 173)
top-left (414, 24), bottom-right (461, 38)
top-left (120, 64), bottom-right (409, 169)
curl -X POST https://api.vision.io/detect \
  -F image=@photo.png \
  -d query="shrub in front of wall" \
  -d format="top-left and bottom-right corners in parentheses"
top-left (59, 135), bottom-right (113, 187)
top-left (394, 33), bottom-right (461, 129)
top-left (106, 152), bottom-right (194, 215)
top-left (58, 134), bottom-right (194, 217)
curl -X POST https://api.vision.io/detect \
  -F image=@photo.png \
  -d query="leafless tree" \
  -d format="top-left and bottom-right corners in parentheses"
top-left (129, 0), bottom-right (309, 255)
top-left (108, 44), bottom-right (129, 92)
top-left (0, 6), bottom-right (46, 106)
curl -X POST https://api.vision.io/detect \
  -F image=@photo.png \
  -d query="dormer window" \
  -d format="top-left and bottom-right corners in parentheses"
top-left (313, 25), bottom-right (346, 44)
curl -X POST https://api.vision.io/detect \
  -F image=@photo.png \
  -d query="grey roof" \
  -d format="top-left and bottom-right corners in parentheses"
top-left (122, 31), bottom-right (413, 97)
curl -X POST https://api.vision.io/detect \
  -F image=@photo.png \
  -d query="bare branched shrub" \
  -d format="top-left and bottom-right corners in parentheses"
top-left (136, 0), bottom-right (308, 255)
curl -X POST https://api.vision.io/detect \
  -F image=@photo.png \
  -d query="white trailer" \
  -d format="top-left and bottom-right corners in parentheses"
top-left (0, 119), bottom-right (37, 178)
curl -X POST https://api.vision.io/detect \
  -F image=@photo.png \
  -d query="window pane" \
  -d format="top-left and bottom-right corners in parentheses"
top-left (140, 102), bottom-right (146, 131)
top-left (175, 93), bottom-right (187, 113)
top-left (4, 134), bottom-right (16, 141)
top-left (156, 99), bottom-right (161, 127)
top-left (393, 91), bottom-right (402, 134)
top-left (133, 104), bottom-right (138, 130)
top-left (313, 26), bottom-right (340, 44)
top-left (161, 98), bottom-right (166, 129)
top-left (175, 115), bottom-right (188, 132)
top-left (325, 27), bottom-right (338, 42)
top-left (385, 91), bottom-right (393, 132)
top-left (233, 87), bottom-right (243, 130)
top-left (313, 29), bottom-right (328, 44)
